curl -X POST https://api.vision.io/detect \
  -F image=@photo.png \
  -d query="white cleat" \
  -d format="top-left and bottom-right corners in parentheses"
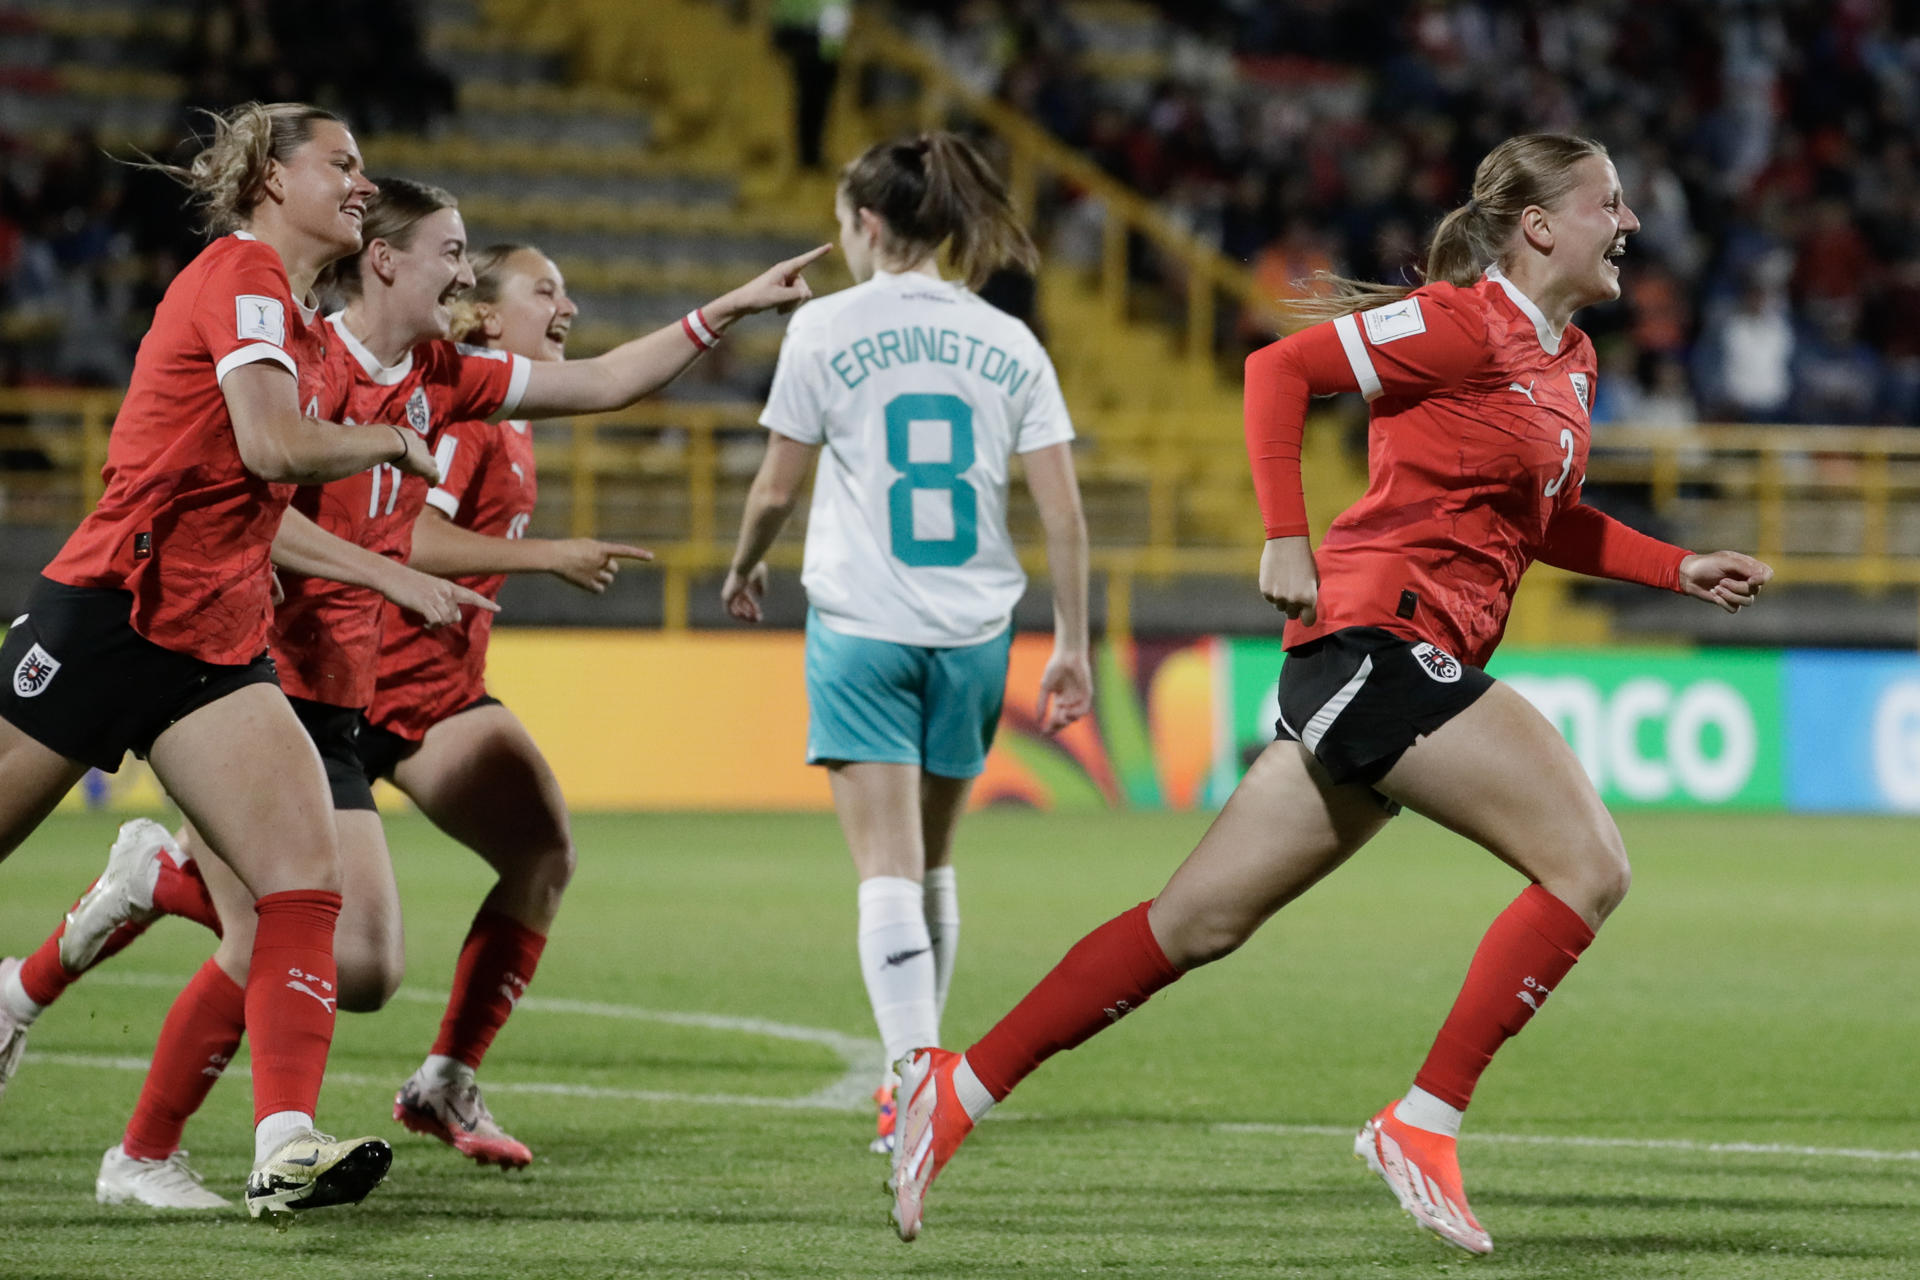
top-left (96, 1143), bottom-right (232, 1209)
top-left (245, 1130), bottom-right (392, 1219)
top-left (0, 957), bottom-right (28, 1102)
top-left (60, 819), bottom-right (181, 972)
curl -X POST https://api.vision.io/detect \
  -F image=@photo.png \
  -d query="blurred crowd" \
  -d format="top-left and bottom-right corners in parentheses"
top-left (0, 0), bottom-right (452, 387)
top-left (896, 0), bottom-right (1920, 427)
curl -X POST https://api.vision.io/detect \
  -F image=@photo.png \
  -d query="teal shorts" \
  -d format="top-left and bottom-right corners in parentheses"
top-left (803, 609), bottom-right (1012, 779)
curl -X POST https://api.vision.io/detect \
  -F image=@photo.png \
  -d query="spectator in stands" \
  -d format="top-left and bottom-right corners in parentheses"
top-left (772, 0), bottom-right (850, 171)
top-left (1695, 279), bottom-right (1795, 423)
top-left (1792, 303), bottom-right (1882, 426)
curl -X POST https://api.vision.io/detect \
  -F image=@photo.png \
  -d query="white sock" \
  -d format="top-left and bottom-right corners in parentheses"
top-left (0, 965), bottom-right (43, 1026)
top-left (418, 1053), bottom-right (474, 1086)
top-left (953, 1054), bottom-right (996, 1123)
top-left (923, 866), bottom-right (961, 1028)
top-left (856, 876), bottom-right (939, 1074)
top-left (1394, 1084), bottom-right (1464, 1139)
top-left (253, 1110), bottom-right (314, 1165)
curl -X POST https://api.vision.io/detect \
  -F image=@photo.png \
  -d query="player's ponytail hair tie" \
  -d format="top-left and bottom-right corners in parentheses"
top-left (1464, 197), bottom-right (1481, 215)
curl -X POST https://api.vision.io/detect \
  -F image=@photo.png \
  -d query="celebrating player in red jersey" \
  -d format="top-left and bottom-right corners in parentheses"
top-left (887, 135), bottom-right (1773, 1253)
top-left (357, 242), bottom-right (633, 1168)
top-left (0, 102), bottom-right (439, 1217)
top-left (0, 179), bottom-right (826, 1205)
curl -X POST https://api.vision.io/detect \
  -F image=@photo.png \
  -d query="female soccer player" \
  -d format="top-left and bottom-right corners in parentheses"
top-left (887, 134), bottom-right (1774, 1252)
top-left (0, 102), bottom-right (449, 1217)
top-left (720, 132), bottom-right (1093, 1154)
top-left (358, 241), bottom-right (633, 1169)
top-left (0, 176), bottom-right (826, 1208)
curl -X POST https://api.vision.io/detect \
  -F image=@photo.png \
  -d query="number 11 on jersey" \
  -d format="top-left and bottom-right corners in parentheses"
top-left (884, 392), bottom-right (978, 567)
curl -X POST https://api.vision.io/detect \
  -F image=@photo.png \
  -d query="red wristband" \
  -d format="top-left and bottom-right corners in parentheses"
top-left (681, 307), bottom-right (721, 352)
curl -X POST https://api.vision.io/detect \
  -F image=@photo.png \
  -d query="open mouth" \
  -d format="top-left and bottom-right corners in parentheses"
top-left (545, 320), bottom-right (571, 344)
top-left (1604, 241), bottom-right (1626, 266)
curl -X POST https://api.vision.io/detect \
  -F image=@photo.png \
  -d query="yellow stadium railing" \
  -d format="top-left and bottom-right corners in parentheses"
top-left (7, 389), bottom-right (1920, 636)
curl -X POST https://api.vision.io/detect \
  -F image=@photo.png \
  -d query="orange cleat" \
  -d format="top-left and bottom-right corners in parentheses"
top-left (394, 1072), bottom-right (533, 1170)
top-left (888, 1047), bottom-right (975, 1242)
top-left (870, 1083), bottom-right (898, 1154)
top-left (1354, 1101), bottom-right (1492, 1255)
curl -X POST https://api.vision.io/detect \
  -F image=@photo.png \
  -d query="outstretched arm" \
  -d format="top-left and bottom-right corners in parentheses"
top-left (407, 509), bottom-right (652, 594)
top-left (273, 508), bottom-right (496, 629)
top-left (512, 246), bottom-right (832, 419)
top-left (1537, 502), bottom-right (1771, 613)
top-left (720, 432), bottom-right (818, 623)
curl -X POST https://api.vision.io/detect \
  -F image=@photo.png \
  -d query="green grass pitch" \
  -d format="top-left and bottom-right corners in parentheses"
top-left (1, 809), bottom-right (1915, 1278)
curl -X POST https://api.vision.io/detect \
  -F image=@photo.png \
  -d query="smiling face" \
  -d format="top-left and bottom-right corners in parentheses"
top-left (267, 119), bottom-right (375, 258)
top-left (1543, 154), bottom-right (1639, 309)
top-left (478, 250), bottom-right (577, 362)
top-left (373, 205), bottom-right (475, 344)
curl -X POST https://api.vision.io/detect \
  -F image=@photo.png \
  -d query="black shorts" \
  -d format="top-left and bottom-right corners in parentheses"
top-left (355, 693), bottom-right (502, 784)
top-left (1274, 626), bottom-right (1494, 795)
top-left (0, 576), bottom-right (279, 773)
top-left (289, 696), bottom-right (378, 812)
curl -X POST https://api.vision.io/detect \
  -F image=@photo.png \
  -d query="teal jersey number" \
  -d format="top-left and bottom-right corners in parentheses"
top-left (884, 392), bottom-right (977, 566)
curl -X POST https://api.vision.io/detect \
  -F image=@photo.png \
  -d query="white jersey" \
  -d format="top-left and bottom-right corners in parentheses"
top-left (761, 269), bottom-right (1075, 648)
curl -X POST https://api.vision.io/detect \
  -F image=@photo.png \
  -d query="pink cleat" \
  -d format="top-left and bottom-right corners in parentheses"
top-left (394, 1071), bottom-right (533, 1170)
top-left (1355, 1101), bottom-right (1493, 1255)
top-left (889, 1047), bottom-right (975, 1242)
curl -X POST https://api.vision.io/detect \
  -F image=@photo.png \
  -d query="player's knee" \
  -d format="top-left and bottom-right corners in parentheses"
top-left (1556, 818), bottom-right (1631, 924)
top-left (334, 940), bottom-right (405, 1012)
top-left (1152, 905), bottom-right (1254, 970)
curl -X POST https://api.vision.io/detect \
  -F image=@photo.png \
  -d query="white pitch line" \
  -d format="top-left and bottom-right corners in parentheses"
top-left (50, 975), bottom-right (1920, 1165)
top-left (65, 971), bottom-right (880, 1112)
top-left (1213, 1122), bottom-right (1920, 1164)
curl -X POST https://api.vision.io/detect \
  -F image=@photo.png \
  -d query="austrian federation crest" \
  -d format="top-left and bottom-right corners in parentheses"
top-left (1569, 372), bottom-right (1590, 416)
top-left (12, 642), bottom-right (60, 697)
top-left (1409, 642), bottom-right (1462, 683)
top-left (406, 386), bottom-right (431, 436)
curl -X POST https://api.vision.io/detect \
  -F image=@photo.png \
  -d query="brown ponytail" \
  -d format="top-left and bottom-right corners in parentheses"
top-left (840, 131), bottom-right (1038, 288)
top-left (321, 176), bottom-right (459, 299)
top-left (133, 101), bottom-right (346, 236)
top-left (1279, 133), bottom-right (1610, 331)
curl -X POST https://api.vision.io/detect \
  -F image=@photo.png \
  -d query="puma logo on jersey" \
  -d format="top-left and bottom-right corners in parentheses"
top-left (1507, 380), bottom-right (1538, 404)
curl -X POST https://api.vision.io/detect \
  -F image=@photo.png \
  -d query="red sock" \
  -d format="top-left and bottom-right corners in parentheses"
top-left (966, 901), bottom-right (1181, 1100)
top-left (245, 889), bottom-right (342, 1123)
top-left (1413, 884), bottom-right (1596, 1110)
top-left (16, 859), bottom-right (224, 1010)
top-left (17, 930), bottom-right (73, 1008)
top-left (121, 958), bottom-right (247, 1161)
top-left (152, 858), bottom-right (223, 936)
top-left (431, 909), bottom-right (548, 1069)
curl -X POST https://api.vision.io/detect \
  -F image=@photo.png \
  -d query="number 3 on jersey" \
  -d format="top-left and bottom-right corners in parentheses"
top-left (885, 393), bottom-right (977, 567)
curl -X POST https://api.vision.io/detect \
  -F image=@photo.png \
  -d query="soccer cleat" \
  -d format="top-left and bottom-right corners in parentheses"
top-left (870, 1083), bottom-right (898, 1155)
top-left (244, 1130), bottom-right (391, 1218)
top-left (394, 1072), bottom-right (533, 1169)
top-left (0, 957), bottom-right (29, 1102)
top-left (1354, 1102), bottom-right (1493, 1255)
top-left (96, 1143), bottom-right (231, 1209)
top-left (889, 1048), bottom-right (975, 1242)
top-left (60, 818), bottom-right (179, 972)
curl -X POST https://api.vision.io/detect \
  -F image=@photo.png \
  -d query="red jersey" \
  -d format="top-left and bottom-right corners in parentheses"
top-left (1245, 269), bottom-right (1688, 667)
top-left (365, 416), bottom-right (537, 739)
top-left (268, 317), bottom-right (529, 708)
top-left (44, 233), bottom-right (337, 664)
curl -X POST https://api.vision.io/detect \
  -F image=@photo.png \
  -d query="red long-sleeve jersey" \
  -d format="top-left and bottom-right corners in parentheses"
top-left (1245, 269), bottom-right (1689, 667)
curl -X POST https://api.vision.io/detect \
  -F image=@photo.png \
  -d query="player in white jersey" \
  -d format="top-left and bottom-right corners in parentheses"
top-left (722, 132), bottom-right (1092, 1152)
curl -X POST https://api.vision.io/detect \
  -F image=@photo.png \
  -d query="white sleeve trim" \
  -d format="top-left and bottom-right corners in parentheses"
top-left (497, 353), bottom-right (532, 416)
top-left (424, 488), bottom-right (460, 518)
top-left (1332, 313), bottom-right (1383, 401)
top-left (214, 342), bottom-right (296, 385)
